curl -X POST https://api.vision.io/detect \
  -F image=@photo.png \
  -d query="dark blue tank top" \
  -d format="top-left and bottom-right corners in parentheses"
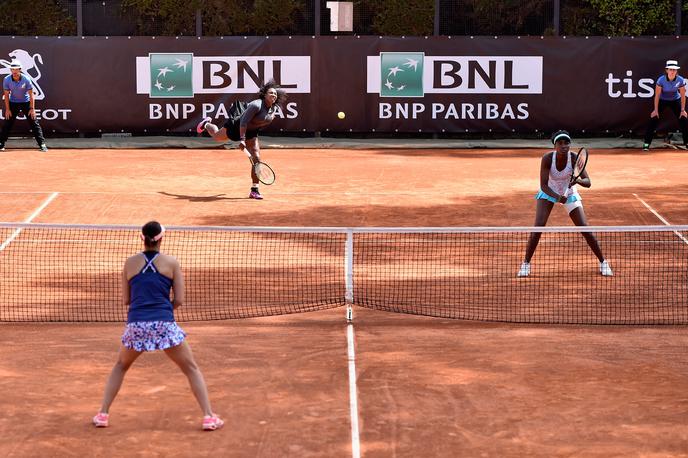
top-left (127, 251), bottom-right (175, 323)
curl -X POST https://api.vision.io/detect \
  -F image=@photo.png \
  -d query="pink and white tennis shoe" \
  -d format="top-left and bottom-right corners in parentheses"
top-left (92, 412), bottom-right (109, 427)
top-left (202, 414), bottom-right (224, 431)
top-left (196, 117), bottom-right (212, 134)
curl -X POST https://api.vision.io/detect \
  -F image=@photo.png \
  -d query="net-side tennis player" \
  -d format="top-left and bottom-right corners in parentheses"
top-left (197, 80), bottom-right (287, 200)
top-left (93, 221), bottom-right (224, 431)
top-left (517, 130), bottom-right (613, 277)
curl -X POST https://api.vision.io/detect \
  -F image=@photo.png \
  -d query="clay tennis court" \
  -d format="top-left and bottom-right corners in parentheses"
top-left (1, 146), bottom-right (687, 456)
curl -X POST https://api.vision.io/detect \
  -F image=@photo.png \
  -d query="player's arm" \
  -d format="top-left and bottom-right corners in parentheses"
top-left (651, 85), bottom-right (662, 117)
top-left (28, 89), bottom-right (35, 119)
top-left (680, 86), bottom-right (687, 118)
top-left (121, 259), bottom-right (132, 306)
top-left (171, 257), bottom-right (185, 309)
top-left (570, 151), bottom-right (591, 188)
top-left (2, 88), bottom-right (10, 117)
top-left (238, 102), bottom-right (260, 148)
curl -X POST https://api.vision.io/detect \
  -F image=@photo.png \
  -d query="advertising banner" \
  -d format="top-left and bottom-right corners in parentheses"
top-left (1, 36), bottom-right (686, 135)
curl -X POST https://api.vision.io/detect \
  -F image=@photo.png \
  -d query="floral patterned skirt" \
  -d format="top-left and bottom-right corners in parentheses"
top-left (121, 321), bottom-right (186, 352)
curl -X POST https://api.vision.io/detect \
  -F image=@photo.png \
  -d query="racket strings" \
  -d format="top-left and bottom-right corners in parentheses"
top-left (572, 148), bottom-right (588, 179)
top-left (254, 162), bottom-right (276, 184)
top-left (255, 163), bottom-right (270, 180)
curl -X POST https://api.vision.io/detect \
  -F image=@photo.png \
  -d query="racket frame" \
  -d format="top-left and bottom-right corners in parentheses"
top-left (569, 147), bottom-right (589, 187)
top-left (243, 148), bottom-right (276, 185)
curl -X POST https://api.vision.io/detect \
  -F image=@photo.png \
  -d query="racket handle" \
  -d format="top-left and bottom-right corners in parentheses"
top-left (241, 145), bottom-right (256, 165)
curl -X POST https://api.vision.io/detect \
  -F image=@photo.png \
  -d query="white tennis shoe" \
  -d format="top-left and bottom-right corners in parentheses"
top-left (600, 260), bottom-right (613, 276)
top-left (517, 261), bottom-right (530, 277)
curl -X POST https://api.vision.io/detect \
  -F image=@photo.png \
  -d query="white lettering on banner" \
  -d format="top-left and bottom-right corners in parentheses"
top-left (150, 104), bottom-right (162, 119)
top-left (148, 102), bottom-right (300, 120)
top-left (367, 55), bottom-right (542, 94)
top-left (605, 71), bottom-right (655, 98)
top-left (285, 103), bottom-right (298, 118)
top-left (0, 108), bottom-right (72, 121)
top-left (381, 103), bottom-right (529, 120)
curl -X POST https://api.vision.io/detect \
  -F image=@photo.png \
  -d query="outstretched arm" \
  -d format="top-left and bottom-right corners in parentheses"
top-left (238, 102), bottom-right (260, 148)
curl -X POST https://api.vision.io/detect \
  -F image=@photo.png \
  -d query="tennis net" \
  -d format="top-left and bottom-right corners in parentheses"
top-left (0, 223), bottom-right (686, 324)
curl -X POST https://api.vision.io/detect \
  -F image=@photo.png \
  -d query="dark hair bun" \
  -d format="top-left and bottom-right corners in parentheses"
top-left (141, 221), bottom-right (163, 240)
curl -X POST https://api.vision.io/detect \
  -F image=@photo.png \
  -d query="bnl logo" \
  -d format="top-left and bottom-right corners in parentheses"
top-left (380, 52), bottom-right (424, 97)
top-left (149, 53), bottom-right (193, 98)
top-left (139, 53), bottom-right (310, 97)
top-left (373, 52), bottom-right (542, 96)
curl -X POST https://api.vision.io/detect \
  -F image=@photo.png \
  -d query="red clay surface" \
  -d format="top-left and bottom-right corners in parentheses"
top-left (1, 147), bottom-right (687, 456)
top-left (0, 147), bottom-right (685, 226)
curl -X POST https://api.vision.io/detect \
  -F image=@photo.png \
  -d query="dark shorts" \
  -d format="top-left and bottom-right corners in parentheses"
top-left (223, 118), bottom-right (259, 141)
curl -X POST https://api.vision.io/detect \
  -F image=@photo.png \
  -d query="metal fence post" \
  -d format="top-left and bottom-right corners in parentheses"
top-left (196, 9), bottom-right (202, 37)
top-left (676, 0), bottom-right (682, 35)
top-left (77, 0), bottom-right (83, 36)
top-left (554, 0), bottom-right (560, 36)
top-left (315, 0), bottom-right (321, 36)
top-left (434, 0), bottom-right (440, 36)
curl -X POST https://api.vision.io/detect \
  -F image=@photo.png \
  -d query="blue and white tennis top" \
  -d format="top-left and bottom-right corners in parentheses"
top-left (547, 152), bottom-right (580, 199)
top-left (127, 252), bottom-right (175, 323)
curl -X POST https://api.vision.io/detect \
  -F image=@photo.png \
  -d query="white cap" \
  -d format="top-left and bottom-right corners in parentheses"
top-left (9, 60), bottom-right (21, 69)
top-left (666, 60), bottom-right (680, 70)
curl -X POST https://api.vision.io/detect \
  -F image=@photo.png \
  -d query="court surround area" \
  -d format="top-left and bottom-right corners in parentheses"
top-left (1, 139), bottom-right (687, 457)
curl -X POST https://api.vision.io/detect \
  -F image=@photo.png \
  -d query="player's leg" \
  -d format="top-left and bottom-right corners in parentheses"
top-left (206, 124), bottom-right (229, 142)
top-left (568, 204), bottom-right (613, 275)
top-left (679, 116), bottom-right (688, 149)
top-left (670, 100), bottom-right (688, 148)
top-left (518, 198), bottom-right (555, 277)
top-left (164, 341), bottom-right (214, 417)
top-left (98, 346), bottom-right (143, 414)
top-left (246, 137), bottom-right (262, 199)
top-left (22, 102), bottom-right (47, 151)
top-left (643, 101), bottom-right (664, 150)
top-left (196, 115), bottom-right (230, 142)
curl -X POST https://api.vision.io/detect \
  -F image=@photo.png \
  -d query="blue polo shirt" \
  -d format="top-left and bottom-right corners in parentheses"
top-left (3, 74), bottom-right (34, 103)
top-left (656, 74), bottom-right (686, 101)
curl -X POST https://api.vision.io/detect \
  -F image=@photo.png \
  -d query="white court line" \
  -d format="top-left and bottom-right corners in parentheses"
top-left (347, 323), bottom-right (361, 458)
top-left (632, 193), bottom-right (688, 245)
top-left (0, 192), bottom-right (59, 251)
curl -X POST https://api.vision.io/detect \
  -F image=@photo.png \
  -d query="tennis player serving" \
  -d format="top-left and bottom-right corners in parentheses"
top-left (197, 80), bottom-right (287, 200)
top-left (93, 221), bottom-right (223, 431)
top-left (517, 130), bottom-right (613, 278)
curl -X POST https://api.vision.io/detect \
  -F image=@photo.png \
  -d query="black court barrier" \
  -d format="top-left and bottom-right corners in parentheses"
top-left (0, 36), bottom-right (687, 135)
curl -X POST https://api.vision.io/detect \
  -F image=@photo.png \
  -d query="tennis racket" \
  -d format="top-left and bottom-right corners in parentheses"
top-left (244, 149), bottom-right (276, 185)
top-left (569, 147), bottom-right (588, 188)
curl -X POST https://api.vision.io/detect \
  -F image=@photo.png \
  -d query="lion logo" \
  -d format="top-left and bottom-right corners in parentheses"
top-left (0, 49), bottom-right (45, 100)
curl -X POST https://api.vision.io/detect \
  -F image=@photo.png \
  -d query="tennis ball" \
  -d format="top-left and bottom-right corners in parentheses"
top-left (337, 111), bottom-right (346, 120)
